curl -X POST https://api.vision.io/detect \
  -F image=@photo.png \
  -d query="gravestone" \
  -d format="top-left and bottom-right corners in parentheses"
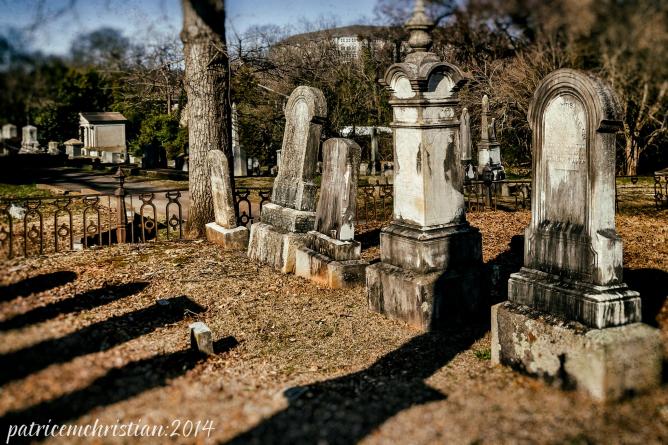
top-left (491, 68), bottom-right (661, 401)
top-left (231, 103), bottom-right (248, 176)
top-left (477, 95), bottom-right (505, 180)
top-left (47, 141), bottom-right (60, 155)
top-left (19, 125), bottom-right (40, 153)
top-left (460, 108), bottom-right (475, 180)
top-left (2, 124), bottom-right (17, 140)
top-left (359, 161), bottom-right (369, 176)
top-left (64, 139), bottom-right (83, 159)
top-left (295, 138), bottom-right (368, 287)
top-left (366, 0), bottom-right (483, 330)
top-left (247, 86), bottom-right (327, 272)
top-left (205, 150), bottom-right (249, 250)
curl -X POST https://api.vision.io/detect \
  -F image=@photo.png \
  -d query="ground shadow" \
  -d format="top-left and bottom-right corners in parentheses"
top-left (225, 324), bottom-right (486, 445)
top-left (624, 268), bottom-right (668, 327)
top-left (0, 337), bottom-right (238, 443)
top-left (0, 295), bottom-right (205, 385)
top-left (356, 227), bottom-right (381, 250)
top-left (0, 282), bottom-right (149, 332)
top-left (485, 234), bottom-right (524, 305)
top-left (0, 271), bottom-right (77, 303)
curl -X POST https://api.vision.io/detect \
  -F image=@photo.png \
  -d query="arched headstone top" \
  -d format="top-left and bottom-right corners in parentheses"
top-left (382, 61), bottom-right (468, 99)
top-left (284, 86), bottom-right (327, 125)
top-left (528, 69), bottom-right (622, 134)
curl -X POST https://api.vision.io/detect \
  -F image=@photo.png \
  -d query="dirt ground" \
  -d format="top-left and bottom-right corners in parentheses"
top-left (0, 210), bottom-right (667, 444)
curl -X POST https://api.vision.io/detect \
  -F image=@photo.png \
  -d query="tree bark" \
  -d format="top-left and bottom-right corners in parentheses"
top-left (180, 0), bottom-right (235, 238)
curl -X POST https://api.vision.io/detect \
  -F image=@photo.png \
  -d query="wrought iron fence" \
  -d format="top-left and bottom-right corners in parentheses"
top-left (4, 169), bottom-right (663, 261)
top-left (464, 179), bottom-right (532, 212)
top-left (0, 170), bottom-right (188, 260)
top-left (615, 175), bottom-right (668, 211)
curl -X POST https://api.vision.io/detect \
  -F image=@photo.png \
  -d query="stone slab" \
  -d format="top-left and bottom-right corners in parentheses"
top-left (306, 231), bottom-right (360, 261)
top-left (315, 138), bottom-right (361, 241)
top-left (208, 150), bottom-right (236, 228)
top-left (189, 321), bottom-right (214, 355)
top-left (247, 222), bottom-right (308, 273)
top-left (366, 261), bottom-right (483, 331)
top-left (206, 223), bottom-right (249, 251)
top-left (491, 302), bottom-right (662, 401)
top-left (295, 246), bottom-right (368, 289)
top-left (508, 267), bottom-right (641, 328)
top-left (261, 202), bottom-right (315, 233)
top-left (380, 222), bottom-right (482, 273)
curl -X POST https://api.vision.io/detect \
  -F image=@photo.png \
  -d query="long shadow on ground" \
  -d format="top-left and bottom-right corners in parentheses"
top-left (0, 337), bottom-right (238, 444)
top-left (225, 324), bottom-right (486, 445)
top-left (0, 295), bottom-right (205, 385)
top-left (0, 282), bottom-right (149, 332)
top-left (0, 271), bottom-right (77, 303)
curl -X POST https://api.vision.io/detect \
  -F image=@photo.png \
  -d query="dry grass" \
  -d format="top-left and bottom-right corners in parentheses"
top-left (0, 210), bottom-right (666, 444)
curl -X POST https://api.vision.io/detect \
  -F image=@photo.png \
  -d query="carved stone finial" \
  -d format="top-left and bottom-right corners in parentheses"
top-left (406, 0), bottom-right (434, 53)
top-left (482, 94), bottom-right (489, 113)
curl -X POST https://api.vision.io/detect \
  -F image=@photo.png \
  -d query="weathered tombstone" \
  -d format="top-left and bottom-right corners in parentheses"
top-left (491, 68), bottom-right (661, 401)
top-left (47, 141), bottom-right (60, 155)
top-left (64, 139), bottom-right (83, 158)
top-left (19, 125), bottom-right (40, 153)
top-left (2, 123), bottom-right (17, 140)
top-left (205, 150), bottom-right (249, 250)
top-left (232, 103), bottom-right (248, 176)
top-left (295, 138), bottom-right (368, 287)
top-left (247, 86), bottom-right (327, 273)
top-left (477, 95), bottom-right (505, 180)
top-left (359, 161), bottom-right (369, 176)
top-left (366, 0), bottom-right (483, 330)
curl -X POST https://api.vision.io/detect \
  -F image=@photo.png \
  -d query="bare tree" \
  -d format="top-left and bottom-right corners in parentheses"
top-left (180, 0), bottom-right (233, 238)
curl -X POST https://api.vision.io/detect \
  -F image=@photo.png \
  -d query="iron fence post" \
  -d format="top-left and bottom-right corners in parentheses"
top-left (114, 167), bottom-right (128, 243)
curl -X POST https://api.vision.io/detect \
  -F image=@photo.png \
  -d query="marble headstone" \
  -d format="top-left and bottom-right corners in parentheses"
top-left (366, 0), bottom-right (482, 330)
top-left (296, 138), bottom-right (368, 287)
top-left (205, 150), bottom-right (249, 250)
top-left (492, 68), bottom-right (661, 401)
top-left (247, 86), bottom-right (327, 273)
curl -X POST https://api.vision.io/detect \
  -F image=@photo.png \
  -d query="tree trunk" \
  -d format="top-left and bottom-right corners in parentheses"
top-left (180, 0), bottom-right (235, 238)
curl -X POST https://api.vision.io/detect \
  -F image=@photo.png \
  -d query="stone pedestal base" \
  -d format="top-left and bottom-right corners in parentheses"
top-left (367, 222), bottom-right (483, 330)
top-left (509, 268), bottom-right (641, 328)
top-left (205, 223), bottom-right (249, 250)
top-left (491, 302), bottom-right (662, 401)
top-left (294, 232), bottom-right (367, 288)
top-left (295, 246), bottom-right (368, 288)
top-left (367, 262), bottom-right (482, 331)
top-left (247, 222), bottom-right (308, 273)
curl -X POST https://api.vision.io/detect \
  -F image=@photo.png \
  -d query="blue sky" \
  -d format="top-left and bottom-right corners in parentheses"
top-left (0, 0), bottom-right (378, 54)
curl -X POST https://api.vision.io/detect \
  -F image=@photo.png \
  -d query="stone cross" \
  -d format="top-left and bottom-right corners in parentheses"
top-left (208, 150), bottom-right (236, 229)
top-left (314, 138), bottom-right (361, 241)
top-left (271, 86), bottom-right (327, 212)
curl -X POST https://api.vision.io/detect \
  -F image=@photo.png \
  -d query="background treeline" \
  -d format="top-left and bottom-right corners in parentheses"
top-left (1, 0), bottom-right (666, 175)
top-left (0, 28), bottom-right (187, 160)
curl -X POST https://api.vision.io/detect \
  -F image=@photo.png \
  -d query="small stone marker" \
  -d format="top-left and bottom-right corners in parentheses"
top-left (189, 321), bottom-right (214, 355)
top-left (295, 138), bottom-right (368, 288)
top-left (491, 68), bottom-right (662, 401)
top-left (247, 86), bottom-right (327, 273)
top-left (205, 150), bottom-right (249, 250)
